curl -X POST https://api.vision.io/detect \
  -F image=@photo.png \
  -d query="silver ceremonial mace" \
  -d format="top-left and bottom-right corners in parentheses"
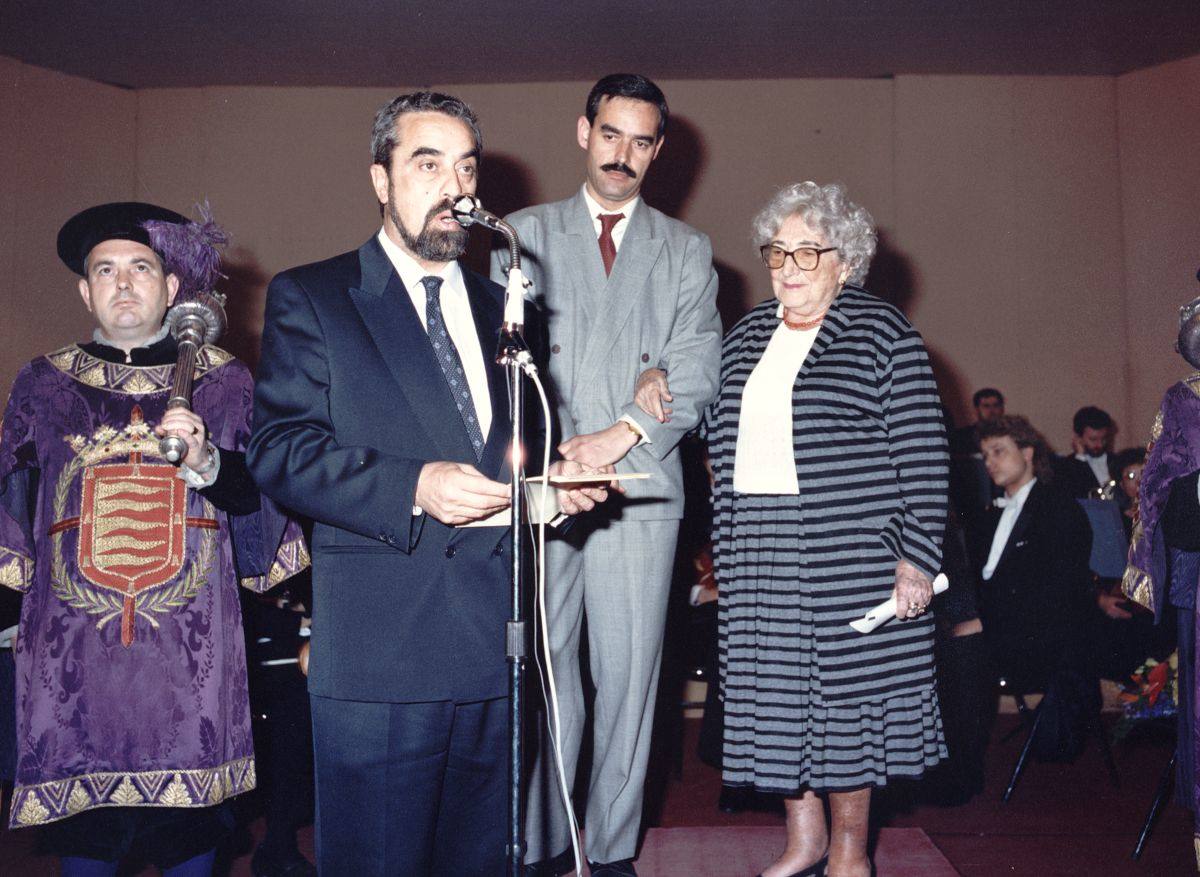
top-left (158, 291), bottom-right (228, 463)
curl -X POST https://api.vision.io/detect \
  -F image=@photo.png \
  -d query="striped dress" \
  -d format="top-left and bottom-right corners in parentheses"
top-left (705, 285), bottom-right (949, 793)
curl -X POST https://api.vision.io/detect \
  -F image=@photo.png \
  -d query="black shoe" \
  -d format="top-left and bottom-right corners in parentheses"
top-left (523, 848), bottom-right (574, 876)
top-left (588, 859), bottom-right (638, 876)
top-left (718, 785), bottom-right (753, 814)
top-left (250, 846), bottom-right (317, 877)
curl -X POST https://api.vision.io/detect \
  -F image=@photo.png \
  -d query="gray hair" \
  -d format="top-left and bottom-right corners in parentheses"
top-left (751, 181), bottom-right (877, 284)
top-left (370, 91), bottom-right (482, 167)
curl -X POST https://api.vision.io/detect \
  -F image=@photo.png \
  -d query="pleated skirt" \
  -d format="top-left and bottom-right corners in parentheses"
top-left (719, 492), bottom-right (945, 794)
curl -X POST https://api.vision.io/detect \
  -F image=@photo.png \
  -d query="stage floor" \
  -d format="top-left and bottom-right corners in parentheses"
top-left (1, 715), bottom-right (1194, 875)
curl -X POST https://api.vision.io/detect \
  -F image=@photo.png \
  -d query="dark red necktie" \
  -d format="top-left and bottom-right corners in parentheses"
top-left (598, 213), bottom-right (624, 276)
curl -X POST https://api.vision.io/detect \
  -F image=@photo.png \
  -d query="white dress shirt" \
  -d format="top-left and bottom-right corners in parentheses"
top-left (733, 319), bottom-right (821, 494)
top-left (376, 228), bottom-right (492, 438)
top-left (1075, 451), bottom-right (1109, 488)
top-left (982, 477), bottom-right (1037, 581)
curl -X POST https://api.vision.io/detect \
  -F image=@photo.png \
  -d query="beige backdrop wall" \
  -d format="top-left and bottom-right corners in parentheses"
top-left (3, 56), bottom-right (1198, 453)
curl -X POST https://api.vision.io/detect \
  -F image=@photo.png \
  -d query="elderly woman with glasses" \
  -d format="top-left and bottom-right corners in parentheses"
top-left (640, 182), bottom-right (948, 876)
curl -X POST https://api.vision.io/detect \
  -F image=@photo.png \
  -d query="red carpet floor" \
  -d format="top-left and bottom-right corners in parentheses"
top-left (1, 715), bottom-right (1194, 875)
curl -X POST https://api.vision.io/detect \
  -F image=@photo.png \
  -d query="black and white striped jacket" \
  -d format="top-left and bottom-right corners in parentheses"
top-left (705, 285), bottom-right (950, 703)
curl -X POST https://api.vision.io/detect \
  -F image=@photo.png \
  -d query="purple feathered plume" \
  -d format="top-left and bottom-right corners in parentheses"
top-left (142, 202), bottom-right (230, 300)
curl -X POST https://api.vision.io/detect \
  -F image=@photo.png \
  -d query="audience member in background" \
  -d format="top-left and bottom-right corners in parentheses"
top-left (1090, 446), bottom-right (1174, 682)
top-left (1055, 406), bottom-right (1117, 498)
top-left (1111, 446), bottom-right (1147, 537)
top-left (949, 387), bottom-right (1005, 457)
top-left (974, 415), bottom-right (1096, 759)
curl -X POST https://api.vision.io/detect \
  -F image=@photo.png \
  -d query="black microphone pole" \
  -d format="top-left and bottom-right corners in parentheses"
top-left (452, 195), bottom-right (532, 876)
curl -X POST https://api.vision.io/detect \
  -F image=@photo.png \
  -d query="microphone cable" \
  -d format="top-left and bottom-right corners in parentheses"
top-left (511, 358), bottom-right (585, 876)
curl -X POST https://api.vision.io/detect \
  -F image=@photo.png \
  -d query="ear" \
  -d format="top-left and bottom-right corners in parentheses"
top-left (1020, 445), bottom-right (1035, 466)
top-left (576, 116), bottom-right (592, 151)
top-left (369, 162), bottom-right (389, 206)
top-left (165, 273), bottom-right (180, 307)
top-left (78, 278), bottom-right (93, 313)
top-left (838, 265), bottom-right (851, 285)
top-left (650, 136), bottom-right (665, 162)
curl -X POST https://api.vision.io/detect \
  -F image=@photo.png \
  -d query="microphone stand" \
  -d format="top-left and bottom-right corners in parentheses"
top-left (453, 196), bottom-right (534, 875)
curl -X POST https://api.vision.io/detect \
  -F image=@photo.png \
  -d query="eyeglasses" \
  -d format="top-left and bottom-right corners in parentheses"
top-left (760, 244), bottom-right (838, 271)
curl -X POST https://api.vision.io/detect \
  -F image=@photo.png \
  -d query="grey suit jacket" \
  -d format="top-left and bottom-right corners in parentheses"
top-left (492, 189), bottom-right (721, 520)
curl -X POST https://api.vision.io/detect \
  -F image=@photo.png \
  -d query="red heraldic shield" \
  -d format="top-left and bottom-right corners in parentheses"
top-left (78, 461), bottom-right (186, 645)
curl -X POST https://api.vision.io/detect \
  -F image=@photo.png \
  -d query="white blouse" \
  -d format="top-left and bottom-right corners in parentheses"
top-left (733, 320), bottom-right (820, 494)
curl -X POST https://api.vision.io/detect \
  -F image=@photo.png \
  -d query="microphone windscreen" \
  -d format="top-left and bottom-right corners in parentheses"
top-left (451, 194), bottom-right (481, 227)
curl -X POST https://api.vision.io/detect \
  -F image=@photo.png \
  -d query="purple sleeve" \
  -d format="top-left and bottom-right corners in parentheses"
top-left (194, 355), bottom-right (309, 592)
top-left (0, 366), bottom-right (38, 592)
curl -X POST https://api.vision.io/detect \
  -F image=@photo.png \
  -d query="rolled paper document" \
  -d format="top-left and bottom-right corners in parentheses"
top-left (849, 573), bottom-right (949, 634)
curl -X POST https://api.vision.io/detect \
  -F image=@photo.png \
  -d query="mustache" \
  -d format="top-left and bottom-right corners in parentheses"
top-left (600, 162), bottom-right (636, 178)
top-left (424, 198), bottom-right (456, 223)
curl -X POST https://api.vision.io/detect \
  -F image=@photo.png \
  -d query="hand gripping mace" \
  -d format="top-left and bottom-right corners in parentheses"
top-left (158, 291), bottom-right (228, 463)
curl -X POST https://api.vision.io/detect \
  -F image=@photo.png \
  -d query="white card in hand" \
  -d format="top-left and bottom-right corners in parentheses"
top-left (849, 573), bottom-right (950, 633)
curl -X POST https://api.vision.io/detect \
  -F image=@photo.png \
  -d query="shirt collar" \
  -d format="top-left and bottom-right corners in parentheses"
top-left (84, 323), bottom-right (176, 365)
top-left (581, 185), bottom-right (639, 222)
top-left (1007, 477), bottom-right (1037, 509)
top-left (376, 227), bottom-right (463, 296)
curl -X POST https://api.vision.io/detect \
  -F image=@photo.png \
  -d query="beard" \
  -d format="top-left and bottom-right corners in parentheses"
top-left (388, 196), bottom-right (468, 263)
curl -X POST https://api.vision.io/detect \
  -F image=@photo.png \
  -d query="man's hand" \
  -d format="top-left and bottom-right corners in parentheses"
top-left (1098, 591), bottom-right (1134, 620)
top-left (893, 558), bottom-right (933, 620)
top-left (558, 422), bottom-right (639, 470)
top-left (155, 408), bottom-right (210, 471)
top-left (547, 459), bottom-right (615, 516)
top-left (634, 368), bottom-right (673, 424)
top-left (415, 462), bottom-right (510, 526)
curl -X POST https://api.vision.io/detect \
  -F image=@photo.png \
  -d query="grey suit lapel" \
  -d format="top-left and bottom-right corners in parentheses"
top-left (559, 193), bottom-right (606, 322)
top-left (348, 238), bottom-right (477, 464)
top-left (575, 201), bottom-right (664, 390)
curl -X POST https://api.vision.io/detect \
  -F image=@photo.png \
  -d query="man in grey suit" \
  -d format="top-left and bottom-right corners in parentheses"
top-left (492, 74), bottom-right (721, 876)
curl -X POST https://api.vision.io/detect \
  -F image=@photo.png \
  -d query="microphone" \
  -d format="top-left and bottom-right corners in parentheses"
top-left (450, 195), bottom-right (529, 335)
top-left (451, 194), bottom-right (507, 232)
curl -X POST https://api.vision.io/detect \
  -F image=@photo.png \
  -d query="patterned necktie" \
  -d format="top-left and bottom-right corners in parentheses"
top-left (598, 213), bottom-right (624, 276)
top-left (421, 275), bottom-right (485, 460)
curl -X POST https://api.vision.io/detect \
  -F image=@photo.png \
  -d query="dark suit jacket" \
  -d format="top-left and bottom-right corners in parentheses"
top-left (248, 236), bottom-right (526, 703)
top-left (1053, 454), bottom-right (1107, 499)
top-left (971, 480), bottom-right (1093, 692)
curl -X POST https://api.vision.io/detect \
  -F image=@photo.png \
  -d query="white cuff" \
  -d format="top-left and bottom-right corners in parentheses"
top-left (618, 414), bottom-right (651, 446)
top-left (178, 445), bottom-right (220, 489)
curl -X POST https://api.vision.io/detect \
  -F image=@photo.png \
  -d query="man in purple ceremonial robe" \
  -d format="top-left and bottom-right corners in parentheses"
top-left (1124, 293), bottom-right (1200, 867)
top-left (0, 203), bottom-right (307, 876)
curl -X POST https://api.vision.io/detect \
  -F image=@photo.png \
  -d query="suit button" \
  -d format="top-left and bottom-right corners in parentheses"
top-left (492, 545), bottom-right (504, 557)
top-left (641, 353), bottom-right (650, 363)
top-left (445, 546), bottom-right (456, 558)
top-left (551, 344), bottom-right (561, 354)
top-left (378, 532), bottom-right (387, 542)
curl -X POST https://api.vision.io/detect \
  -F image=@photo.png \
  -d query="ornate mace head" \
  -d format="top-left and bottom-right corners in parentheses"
top-left (1177, 268), bottom-right (1200, 371)
top-left (144, 203), bottom-right (230, 346)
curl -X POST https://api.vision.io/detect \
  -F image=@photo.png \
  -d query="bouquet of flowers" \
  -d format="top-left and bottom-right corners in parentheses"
top-left (1112, 652), bottom-right (1178, 741)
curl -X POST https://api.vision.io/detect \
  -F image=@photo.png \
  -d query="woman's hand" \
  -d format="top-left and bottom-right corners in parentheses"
top-left (634, 368), bottom-right (672, 423)
top-left (893, 558), bottom-right (933, 620)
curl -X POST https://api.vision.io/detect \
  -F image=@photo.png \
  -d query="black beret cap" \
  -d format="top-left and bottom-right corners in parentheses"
top-left (57, 202), bottom-right (188, 276)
